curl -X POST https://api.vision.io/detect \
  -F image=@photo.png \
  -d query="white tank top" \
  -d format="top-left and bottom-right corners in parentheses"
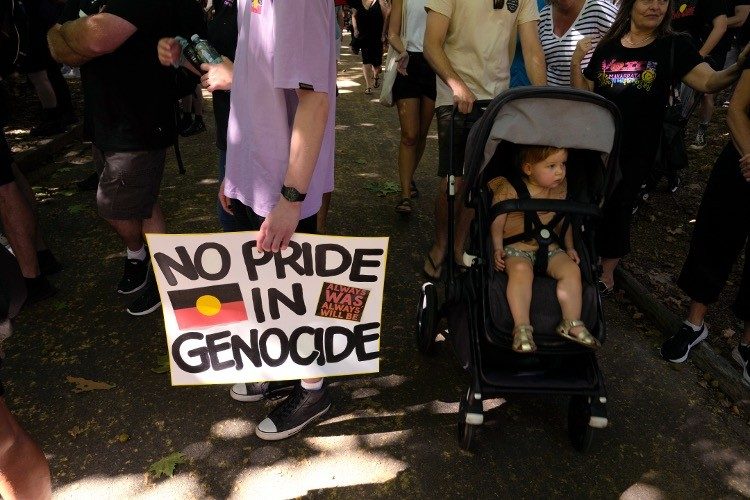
top-left (403, 0), bottom-right (427, 52)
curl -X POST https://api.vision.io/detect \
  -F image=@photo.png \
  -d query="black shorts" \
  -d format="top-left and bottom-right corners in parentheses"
top-left (230, 198), bottom-right (318, 234)
top-left (707, 50), bottom-right (728, 72)
top-left (436, 105), bottom-right (485, 177)
top-left (0, 131), bottom-right (14, 187)
top-left (361, 40), bottom-right (383, 67)
top-left (392, 52), bottom-right (436, 102)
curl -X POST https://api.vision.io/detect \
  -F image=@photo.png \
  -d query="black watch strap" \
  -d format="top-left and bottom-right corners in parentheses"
top-left (281, 185), bottom-right (307, 202)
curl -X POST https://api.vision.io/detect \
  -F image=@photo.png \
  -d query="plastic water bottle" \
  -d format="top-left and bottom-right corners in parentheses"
top-left (191, 35), bottom-right (223, 65)
top-left (175, 36), bottom-right (203, 72)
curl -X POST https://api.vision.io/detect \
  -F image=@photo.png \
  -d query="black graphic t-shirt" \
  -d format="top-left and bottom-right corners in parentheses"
top-left (584, 34), bottom-right (702, 157)
top-left (672, 0), bottom-right (729, 46)
top-left (60, 0), bottom-right (206, 151)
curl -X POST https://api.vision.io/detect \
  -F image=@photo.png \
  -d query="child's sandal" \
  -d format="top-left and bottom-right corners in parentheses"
top-left (556, 319), bottom-right (600, 349)
top-left (512, 324), bottom-right (536, 354)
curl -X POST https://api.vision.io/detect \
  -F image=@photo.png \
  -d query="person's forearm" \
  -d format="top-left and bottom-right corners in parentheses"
top-left (699, 19), bottom-right (727, 56)
top-left (283, 90), bottom-right (330, 194)
top-left (728, 10), bottom-right (749, 28)
top-left (570, 61), bottom-right (586, 89)
top-left (706, 62), bottom-right (742, 92)
top-left (424, 39), bottom-right (465, 95)
top-left (564, 226), bottom-right (574, 250)
top-left (47, 24), bottom-right (91, 66)
top-left (728, 99), bottom-right (750, 155)
top-left (490, 217), bottom-right (506, 251)
top-left (522, 46), bottom-right (547, 85)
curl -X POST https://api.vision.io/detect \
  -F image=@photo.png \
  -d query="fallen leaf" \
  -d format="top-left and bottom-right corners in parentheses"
top-left (66, 376), bottom-right (115, 393)
top-left (722, 328), bottom-right (735, 339)
top-left (633, 312), bottom-right (644, 320)
top-left (115, 433), bottom-right (130, 443)
top-left (150, 355), bottom-right (171, 374)
top-left (731, 406), bottom-right (741, 416)
top-left (148, 452), bottom-right (187, 479)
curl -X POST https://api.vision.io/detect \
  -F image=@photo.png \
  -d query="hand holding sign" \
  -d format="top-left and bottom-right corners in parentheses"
top-left (146, 232), bottom-right (389, 386)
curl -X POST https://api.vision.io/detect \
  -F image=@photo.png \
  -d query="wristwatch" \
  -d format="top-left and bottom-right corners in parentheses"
top-left (280, 185), bottom-right (307, 203)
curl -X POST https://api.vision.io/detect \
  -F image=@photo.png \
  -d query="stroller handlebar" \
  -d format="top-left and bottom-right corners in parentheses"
top-left (488, 199), bottom-right (602, 223)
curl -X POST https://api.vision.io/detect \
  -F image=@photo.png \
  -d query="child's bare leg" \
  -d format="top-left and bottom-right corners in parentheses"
top-left (548, 252), bottom-right (584, 336)
top-left (506, 256), bottom-right (534, 326)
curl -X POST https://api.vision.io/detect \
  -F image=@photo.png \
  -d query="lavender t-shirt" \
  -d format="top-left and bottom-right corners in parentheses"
top-left (224, 0), bottom-right (336, 219)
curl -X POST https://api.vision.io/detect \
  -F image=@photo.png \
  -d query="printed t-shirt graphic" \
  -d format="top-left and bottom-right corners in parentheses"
top-left (595, 59), bottom-right (658, 91)
top-left (168, 283), bottom-right (248, 330)
top-left (252, 0), bottom-right (262, 13)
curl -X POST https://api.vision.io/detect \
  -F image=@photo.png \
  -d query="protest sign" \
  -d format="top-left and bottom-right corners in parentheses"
top-left (145, 232), bottom-right (389, 386)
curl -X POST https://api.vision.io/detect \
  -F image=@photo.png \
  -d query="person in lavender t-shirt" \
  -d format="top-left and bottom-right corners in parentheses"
top-left (219, 0), bottom-right (337, 440)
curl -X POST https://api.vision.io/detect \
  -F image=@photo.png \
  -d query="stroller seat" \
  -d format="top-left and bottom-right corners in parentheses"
top-left (486, 271), bottom-right (601, 354)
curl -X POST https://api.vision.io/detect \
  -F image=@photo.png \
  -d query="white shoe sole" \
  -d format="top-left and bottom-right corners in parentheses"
top-left (665, 328), bottom-right (708, 363)
top-left (255, 404), bottom-right (330, 441)
top-left (731, 348), bottom-right (750, 387)
top-left (230, 387), bottom-right (264, 402)
top-left (126, 301), bottom-right (161, 316)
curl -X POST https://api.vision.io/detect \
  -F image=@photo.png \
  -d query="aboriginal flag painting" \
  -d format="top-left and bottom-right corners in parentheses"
top-left (168, 284), bottom-right (248, 330)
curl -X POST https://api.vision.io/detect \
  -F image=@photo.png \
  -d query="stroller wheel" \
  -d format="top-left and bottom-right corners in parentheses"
top-left (457, 392), bottom-right (477, 451)
top-left (568, 395), bottom-right (595, 453)
top-left (415, 282), bottom-right (438, 355)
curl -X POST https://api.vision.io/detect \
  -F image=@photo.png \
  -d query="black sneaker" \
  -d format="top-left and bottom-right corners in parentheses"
top-left (126, 280), bottom-right (161, 316)
top-left (731, 344), bottom-right (750, 387)
top-left (229, 380), bottom-right (296, 402)
top-left (180, 115), bottom-right (206, 137)
top-left (23, 276), bottom-right (57, 306)
top-left (117, 255), bottom-right (149, 294)
top-left (661, 322), bottom-right (708, 363)
top-left (30, 110), bottom-right (64, 137)
top-left (255, 384), bottom-right (331, 441)
top-left (37, 249), bottom-right (63, 276)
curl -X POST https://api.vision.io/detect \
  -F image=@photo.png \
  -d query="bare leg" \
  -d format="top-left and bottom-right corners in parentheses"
top-left (142, 202), bottom-right (166, 235)
top-left (396, 98), bottom-right (420, 200)
top-left (105, 198), bottom-right (166, 251)
top-left (0, 398), bottom-right (52, 500)
top-left (415, 96), bottom-right (435, 168)
top-left (362, 64), bottom-right (373, 90)
top-left (548, 252), bottom-right (584, 335)
top-left (27, 71), bottom-right (57, 109)
top-left (686, 300), bottom-right (708, 326)
top-left (505, 257), bottom-right (534, 327)
top-left (0, 182), bottom-right (40, 278)
top-left (11, 165), bottom-right (46, 251)
top-left (600, 257), bottom-right (619, 289)
top-left (699, 93), bottom-right (714, 126)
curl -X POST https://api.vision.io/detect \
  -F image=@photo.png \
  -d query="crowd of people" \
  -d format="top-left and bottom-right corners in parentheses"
top-left (0, 0), bottom-right (749, 495)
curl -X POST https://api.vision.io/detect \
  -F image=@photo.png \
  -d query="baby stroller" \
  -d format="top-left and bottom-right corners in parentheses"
top-left (416, 87), bottom-right (621, 452)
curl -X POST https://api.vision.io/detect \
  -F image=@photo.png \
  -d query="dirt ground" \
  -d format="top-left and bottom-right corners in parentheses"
top-left (2, 49), bottom-right (749, 498)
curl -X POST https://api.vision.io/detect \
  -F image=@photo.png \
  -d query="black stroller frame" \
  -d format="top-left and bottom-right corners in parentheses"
top-left (417, 87), bottom-right (622, 452)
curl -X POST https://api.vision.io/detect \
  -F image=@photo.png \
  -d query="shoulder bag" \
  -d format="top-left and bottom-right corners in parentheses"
top-left (379, 0), bottom-right (407, 107)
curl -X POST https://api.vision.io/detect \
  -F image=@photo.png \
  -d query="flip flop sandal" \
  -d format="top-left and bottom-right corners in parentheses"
top-left (410, 181), bottom-right (420, 198)
top-left (395, 198), bottom-right (412, 214)
top-left (423, 253), bottom-right (443, 281)
top-left (556, 319), bottom-right (601, 349)
top-left (512, 324), bottom-right (537, 353)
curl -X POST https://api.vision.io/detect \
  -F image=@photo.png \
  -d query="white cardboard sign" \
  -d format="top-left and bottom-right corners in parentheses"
top-left (145, 232), bottom-right (389, 386)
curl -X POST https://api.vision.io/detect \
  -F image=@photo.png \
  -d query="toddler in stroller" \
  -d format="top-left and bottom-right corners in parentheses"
top-left (489, 145), bottom-right (600, 353)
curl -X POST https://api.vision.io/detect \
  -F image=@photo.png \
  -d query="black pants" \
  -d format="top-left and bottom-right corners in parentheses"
top-left (230, 198), bottom-right (318, 234)
top-left (596, 149), bottom-right (655, 258)
top-left (677, 142), bottom-right (750, 320)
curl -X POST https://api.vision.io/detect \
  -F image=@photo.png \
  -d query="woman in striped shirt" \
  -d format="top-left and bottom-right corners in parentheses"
top-left (539, 0), bottom-right (618, 86)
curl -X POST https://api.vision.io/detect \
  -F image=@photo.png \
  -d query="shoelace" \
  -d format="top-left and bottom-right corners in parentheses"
top-left (277, 387), bottom-right (306, 420)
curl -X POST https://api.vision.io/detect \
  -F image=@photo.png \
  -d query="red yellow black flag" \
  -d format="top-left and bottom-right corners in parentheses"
top-left (167, 284), bottom-right (248, 330)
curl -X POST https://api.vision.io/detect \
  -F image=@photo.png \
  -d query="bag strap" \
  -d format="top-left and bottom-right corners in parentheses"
top-left (400, 0), bottom-right (407, 41)
top-left (667, 37), bottom-right (676, 106)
